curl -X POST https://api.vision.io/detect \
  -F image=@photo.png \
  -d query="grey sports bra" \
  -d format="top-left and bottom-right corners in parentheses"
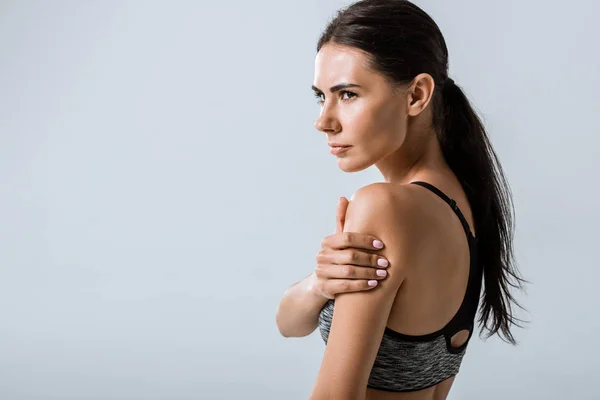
top-left (317, 181), bottom-right (482, 392)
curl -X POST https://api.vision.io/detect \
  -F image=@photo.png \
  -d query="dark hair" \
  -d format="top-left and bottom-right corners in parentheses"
top-left (317, 0), bottom-right (526, 344)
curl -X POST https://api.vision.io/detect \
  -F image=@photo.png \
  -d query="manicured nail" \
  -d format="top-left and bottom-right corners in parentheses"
top-left (376, 270), bottom-right (387, 277)
top-left (377, 258), bottom-right (389, 267)
top-left (368, 280), bottom-right (378, 287)
top-left (373, 240), bottom-right (384, 249)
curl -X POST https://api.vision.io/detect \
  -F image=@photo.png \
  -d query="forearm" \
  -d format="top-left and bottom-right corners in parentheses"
top-left (276, 272), bottom-right (329, 337)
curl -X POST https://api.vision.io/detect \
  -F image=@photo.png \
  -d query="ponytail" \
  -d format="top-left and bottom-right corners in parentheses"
top-left (439, 77), bottom-right (526, 344)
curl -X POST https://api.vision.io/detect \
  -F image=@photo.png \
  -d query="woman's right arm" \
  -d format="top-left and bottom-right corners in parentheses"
top-left (275, 197), bottom-right (390, 338)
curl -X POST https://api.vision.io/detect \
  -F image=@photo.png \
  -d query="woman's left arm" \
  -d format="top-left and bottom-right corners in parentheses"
top-left (308, 183), bottom-right (428, 400)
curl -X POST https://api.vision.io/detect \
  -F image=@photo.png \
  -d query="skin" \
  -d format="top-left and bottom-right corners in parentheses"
top-left (308, 43), bottom-right (477, 400)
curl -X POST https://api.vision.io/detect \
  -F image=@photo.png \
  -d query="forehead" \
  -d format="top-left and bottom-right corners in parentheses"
top-left (313, 44), bottom-right (374, 86)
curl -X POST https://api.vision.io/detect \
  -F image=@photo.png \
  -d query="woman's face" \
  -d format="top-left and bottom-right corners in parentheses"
top-left (312, 43), bottom-right (409, 173)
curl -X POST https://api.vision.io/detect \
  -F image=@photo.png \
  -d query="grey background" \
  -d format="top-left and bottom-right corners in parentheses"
top-left (1, 0), bottom-right (598, 399)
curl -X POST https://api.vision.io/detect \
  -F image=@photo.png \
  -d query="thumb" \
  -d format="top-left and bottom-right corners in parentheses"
top-left (336, 197), bottom-right (349, 233)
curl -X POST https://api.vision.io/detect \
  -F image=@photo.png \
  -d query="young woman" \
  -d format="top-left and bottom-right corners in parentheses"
top-left (275, 1), bottom-right (525, 399)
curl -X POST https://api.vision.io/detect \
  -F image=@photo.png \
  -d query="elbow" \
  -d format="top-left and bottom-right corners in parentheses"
top-left (275, 292), bottom-right (292, 337)
top-left (275, 288), bottom-right (318, 338)
top-left (275, 306), bottom-right (295, 338)
top-left (275, 310), bottom-right (312, 338)
top-left (276, 322), bottom-right (292, 338)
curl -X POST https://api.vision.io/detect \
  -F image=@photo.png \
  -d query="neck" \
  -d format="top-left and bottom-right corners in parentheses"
top-left (375, 129), bottom-right (451, 185)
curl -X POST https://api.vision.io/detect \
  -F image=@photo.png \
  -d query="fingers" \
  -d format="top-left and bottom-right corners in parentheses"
top-left (324, 278), bottom-right (380, 295)
top-left (317, 248), bottom-right (388, 269)
top-left (315, 263), bottom-right (388, 281)
top-left (322, 231), bottom-right (385, 251)
top-left (313, 266), bottom-right (382, 299)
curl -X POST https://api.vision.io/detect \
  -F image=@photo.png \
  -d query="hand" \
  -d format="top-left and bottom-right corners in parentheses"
top-left (310, 197), bottom-right (389, 299)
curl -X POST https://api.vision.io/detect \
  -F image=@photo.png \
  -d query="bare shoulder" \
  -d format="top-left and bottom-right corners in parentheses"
top-left (345, 182), bottom-right (438, 267)
top-left (348, 182), bottom-right (432, 223)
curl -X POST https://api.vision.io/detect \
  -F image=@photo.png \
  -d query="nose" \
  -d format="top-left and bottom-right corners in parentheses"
top-left (314, 111), bottom-right (341, 134)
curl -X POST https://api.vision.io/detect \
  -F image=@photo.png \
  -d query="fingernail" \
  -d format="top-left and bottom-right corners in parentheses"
top-left (373, 240), bottom-right (384, 249)
top-left (377, 258), bottom-right (389, 267)
top-left (368, 280), bottom-right (378, 287)
top-left (376, 270), bottom-right (387, 277)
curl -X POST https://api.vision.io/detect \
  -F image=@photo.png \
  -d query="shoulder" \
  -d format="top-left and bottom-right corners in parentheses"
top-left (348, 182), bottom-right (429, 226)
top-left (345, 182), bottom-right (437, 269)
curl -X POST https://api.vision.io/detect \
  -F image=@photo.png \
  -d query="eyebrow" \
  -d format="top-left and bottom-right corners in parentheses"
top-left (311, 83), bottom-right (361, 94)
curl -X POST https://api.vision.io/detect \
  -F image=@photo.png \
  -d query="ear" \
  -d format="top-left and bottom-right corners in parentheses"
top-left (406, 73), bottom-right (436, 117)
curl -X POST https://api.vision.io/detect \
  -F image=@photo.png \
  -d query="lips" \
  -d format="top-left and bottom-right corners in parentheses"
top-left (328, 143), bottom-right (350, 147)
top-left (330, 145), bottom-right (352, 155)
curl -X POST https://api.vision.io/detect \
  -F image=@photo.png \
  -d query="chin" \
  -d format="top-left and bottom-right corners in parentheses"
top-left (337, 157), bottom-right (372, 173)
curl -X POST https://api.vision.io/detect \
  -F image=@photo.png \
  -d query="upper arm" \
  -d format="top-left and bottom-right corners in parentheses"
top-left (309, 183), bottom-right (425, 399)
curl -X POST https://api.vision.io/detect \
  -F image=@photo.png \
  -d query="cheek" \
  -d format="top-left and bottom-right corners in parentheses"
top-left (350, 102), bottom-right (405, 148)
top-left (376, 100), bottom-right (405, 131)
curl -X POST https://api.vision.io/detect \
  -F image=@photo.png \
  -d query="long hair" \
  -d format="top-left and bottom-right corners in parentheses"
top-left (317, 0), bottom-right (526, 344)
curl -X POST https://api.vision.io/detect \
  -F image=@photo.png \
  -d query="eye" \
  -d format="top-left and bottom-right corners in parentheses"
top-left (313, 90), bottom-right (357, 105)
top-left (340, 90), bottom-right (357, 101)
top-left (314, 92), bottom-right (325, 104)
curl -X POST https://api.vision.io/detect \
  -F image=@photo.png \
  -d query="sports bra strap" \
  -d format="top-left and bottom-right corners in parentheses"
top-left (410, 181), bottom-right (474, 240)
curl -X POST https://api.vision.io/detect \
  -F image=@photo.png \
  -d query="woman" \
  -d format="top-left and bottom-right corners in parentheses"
top-left (275, 1), bottom-right (525, 399)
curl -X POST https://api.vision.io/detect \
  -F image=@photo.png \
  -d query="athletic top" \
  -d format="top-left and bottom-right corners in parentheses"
top-left (317, 181), bottom-right (482, 392)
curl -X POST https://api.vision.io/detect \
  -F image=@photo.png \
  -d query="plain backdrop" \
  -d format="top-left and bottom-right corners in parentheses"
top-left (1, 0), bottom-right (598, 399)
